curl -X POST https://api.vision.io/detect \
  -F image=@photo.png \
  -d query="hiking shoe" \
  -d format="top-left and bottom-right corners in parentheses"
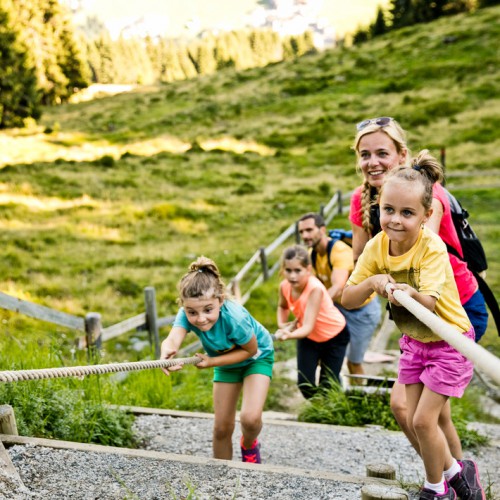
top-left (449, 460), bottom-right (486, 500)
top-left (419, 482), bottom-right (456, 499)
top-left (240, 436), bottom-right (261, 464)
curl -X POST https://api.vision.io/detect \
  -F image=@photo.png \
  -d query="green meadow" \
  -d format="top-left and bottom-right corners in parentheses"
top-left (0, 6), bottom-right (499, 443)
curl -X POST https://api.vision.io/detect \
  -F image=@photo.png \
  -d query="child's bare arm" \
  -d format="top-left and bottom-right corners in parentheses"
top-left (195, 335), bottom-right (258, 368)
top-left (277, 287), bottom-right (292, 329)
top-left (342, 274), bottom-right (396, 309)
top-left (279, 287), bottom-right (322, 340)
top-left (160, 326), bottom-right (188, 376)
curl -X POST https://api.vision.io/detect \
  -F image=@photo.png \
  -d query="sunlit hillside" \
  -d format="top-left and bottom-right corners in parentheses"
top-left (0, 5), bottom-right (498, 359)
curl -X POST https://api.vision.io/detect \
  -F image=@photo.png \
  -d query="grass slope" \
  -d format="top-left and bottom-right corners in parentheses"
top-left (0, 5), bottom-right (499, 362)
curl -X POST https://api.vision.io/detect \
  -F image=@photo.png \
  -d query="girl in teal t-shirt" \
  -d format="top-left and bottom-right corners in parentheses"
top-left (160, 256), bottom-right (274, 464)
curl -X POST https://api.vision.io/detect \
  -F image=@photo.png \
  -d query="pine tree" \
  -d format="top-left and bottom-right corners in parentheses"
top-left (176, 44), bottom-right (197, 79)
top-left (94, 32), bottom-right (117, 83)
top-left (478, 0), bottom-right (500, 6)
top-left (0, 0), bottom-right (40, 127)
top-left (371, 7), bottom-right (388, 37)
top-left (8, 0), bottom-right (88, 104)
top-left (389, 0), bottom-right (415, 29)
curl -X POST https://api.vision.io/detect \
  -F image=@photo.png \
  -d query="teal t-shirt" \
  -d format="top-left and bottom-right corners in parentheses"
top-left (173, 299), bottom-right (274, 368)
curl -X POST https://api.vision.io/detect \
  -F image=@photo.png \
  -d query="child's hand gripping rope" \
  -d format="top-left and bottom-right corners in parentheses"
top-left (271, 320), bottom-right (297, 341)
top-left (385, 283), bottom-right (500, 385)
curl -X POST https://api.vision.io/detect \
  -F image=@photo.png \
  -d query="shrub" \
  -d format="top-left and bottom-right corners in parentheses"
top-left (298, 381), bottom-right (400, 430)
top-left (0, 380), bottom-right (137, 447)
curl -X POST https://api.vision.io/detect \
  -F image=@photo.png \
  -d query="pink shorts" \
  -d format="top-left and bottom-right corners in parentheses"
top-left (398, 328), bottom-right (474, 398)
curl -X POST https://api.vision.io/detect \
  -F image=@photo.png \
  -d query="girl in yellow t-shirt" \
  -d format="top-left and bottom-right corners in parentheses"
top-left (342, 158), bottom-right (479, 500)
top-left (276, 245), bottom-right (349, 399)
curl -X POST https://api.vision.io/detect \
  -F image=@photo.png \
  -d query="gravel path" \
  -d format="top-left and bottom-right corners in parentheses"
top-left (2, 333), bottom-right (499, 499)
top-left (3, 412), bottom-right (499, 500)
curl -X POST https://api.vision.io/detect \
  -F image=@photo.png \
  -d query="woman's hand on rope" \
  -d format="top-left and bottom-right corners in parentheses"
top-left (160, 349), bottom-right (184, 376)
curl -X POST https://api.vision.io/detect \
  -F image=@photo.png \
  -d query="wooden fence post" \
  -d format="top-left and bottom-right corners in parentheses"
top-left (144, 286), bottom-right (160, 359)
top-left (0, 405), bottom-right (18, 435)
top-left (294, 221), bottom-right (301, 243)
top-left (337, 189), bottom-right (343, 215)
top-left (366, 463), bottom-right (396, 480)
top-left (260, 247), bottom-right (269, 281)
top-left (319, 203), bottom-right (325, 217)
top-left (85, 312), bottom-right (102, 361)
top-left (231, 279), bottom-right (242, 303)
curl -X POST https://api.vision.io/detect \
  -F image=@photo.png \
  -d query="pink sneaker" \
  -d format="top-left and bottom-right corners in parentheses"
top-left (240, 436), bottom-right (261, 464)
top-left (419, 482), bottom-right (456, 499)
top-left (449, 460), bottom-right (486, 500)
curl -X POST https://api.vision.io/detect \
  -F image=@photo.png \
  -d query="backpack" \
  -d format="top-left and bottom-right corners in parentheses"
top-left (310, 229), bottom-right (353, 270)
top-left (445, 189), bottom-right (487, 274)
top-left (444, 189), bottom-right (500, 337)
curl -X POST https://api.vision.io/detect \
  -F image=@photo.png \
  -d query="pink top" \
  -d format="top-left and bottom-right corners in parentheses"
top-left (280, 275), bottom-right (346, 343)
top-left (349, 186), bottom-right (364, 229)
top-left (349, 184), bottom-right (477, 304)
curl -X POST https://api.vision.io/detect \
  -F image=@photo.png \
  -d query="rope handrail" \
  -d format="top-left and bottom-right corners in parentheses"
top-left (0, 357), bottom-right (201, 384)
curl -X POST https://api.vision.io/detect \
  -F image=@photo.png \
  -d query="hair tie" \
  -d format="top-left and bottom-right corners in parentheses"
top-left (413, 164), bottom-right (422, 172)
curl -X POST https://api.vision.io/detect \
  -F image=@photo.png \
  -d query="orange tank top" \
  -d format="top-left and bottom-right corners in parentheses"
top-left (280, 276), bottom-right (346, 342)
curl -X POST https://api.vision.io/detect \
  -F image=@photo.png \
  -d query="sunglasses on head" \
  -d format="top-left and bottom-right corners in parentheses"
top-left (356, 116), bottom-right (394, 131)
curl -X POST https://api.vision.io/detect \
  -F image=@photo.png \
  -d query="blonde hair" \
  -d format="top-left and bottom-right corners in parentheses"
top-left (381, 149), bottom-right (444, 211)
top-left (178, 256), bottom-right (226, 304)
top-left (353, 118), bottom-right (411, 235)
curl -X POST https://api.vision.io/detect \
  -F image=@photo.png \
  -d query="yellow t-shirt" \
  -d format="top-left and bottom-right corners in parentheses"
top-left (312, 239), bottom-right (353, 290)
top-left (311, 239), bottom-right (376, 306)
top-left (347, 226), bottom-right (471, 342)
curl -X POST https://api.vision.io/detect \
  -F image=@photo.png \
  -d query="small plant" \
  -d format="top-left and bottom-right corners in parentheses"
top-left (298, 379), bottom-right (400, 430)
top-left (109, 468), bottom-right (141, 499)
top-left (233, 182), bottom-right (257, 195)
top-left (95, 154), bottom-right (115, 167)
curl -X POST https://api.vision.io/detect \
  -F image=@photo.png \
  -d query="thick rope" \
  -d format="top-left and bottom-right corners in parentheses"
top-left (387, 285), bottom-right (500, 385)
top-left (0, 357), bottom-right (201, 383)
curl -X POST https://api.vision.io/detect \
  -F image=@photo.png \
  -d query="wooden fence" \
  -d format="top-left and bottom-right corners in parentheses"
top-left (228, 189), bottom-right (351, 304)
top-left (0, 287), bottom-right (173, 359)
top-left (0, 190), bottom-right (351, 359)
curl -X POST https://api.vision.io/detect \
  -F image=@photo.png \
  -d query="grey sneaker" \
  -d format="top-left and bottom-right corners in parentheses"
top-left (419, 483), bottom-right (456, 500)
top-left (449, 460), bottom-right (486, 500)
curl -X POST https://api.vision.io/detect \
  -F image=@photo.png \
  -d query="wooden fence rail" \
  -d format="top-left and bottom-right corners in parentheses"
top-left (228, 189), bottom-right (351, 305)
top-left (0, 190), bottom-right (351, 359)
top-left (0, 291), bottom-right (85, 332)
top-left (0, 288), bottom-right (174, 359)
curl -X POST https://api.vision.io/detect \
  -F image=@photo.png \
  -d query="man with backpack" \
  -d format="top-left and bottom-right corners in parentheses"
top-left (297, 213), bottom-right (382, 380)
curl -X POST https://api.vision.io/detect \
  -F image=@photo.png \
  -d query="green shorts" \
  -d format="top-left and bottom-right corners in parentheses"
top-left (213, 353), bottom-right (274, 383)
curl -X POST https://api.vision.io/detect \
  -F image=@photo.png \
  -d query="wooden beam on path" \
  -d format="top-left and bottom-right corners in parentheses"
top-left (0, 407), bottom-right (24, 486)
top-left (0, 439), bottom-right (24, 484)
top-left (0, 434), bottom-right (400, 489)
